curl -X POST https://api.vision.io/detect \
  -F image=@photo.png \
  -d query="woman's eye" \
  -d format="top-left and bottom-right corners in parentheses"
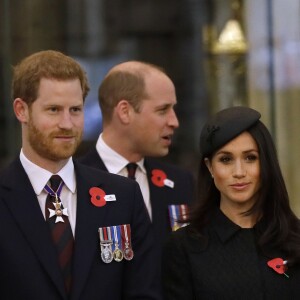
top-left (219, 156), bottom-right (231, 163)
top-left (246, 154), bottom-right (258, 161)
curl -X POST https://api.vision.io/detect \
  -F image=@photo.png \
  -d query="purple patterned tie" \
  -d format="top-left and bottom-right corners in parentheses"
top-left (45, 175), bottom-right (74, 295)
top-left (126, 163), bottom-right (138, 180)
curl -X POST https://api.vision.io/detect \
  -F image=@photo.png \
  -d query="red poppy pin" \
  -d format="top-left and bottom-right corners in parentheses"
top-left (151, 169), bottom-right (174, 188)
top-left (89, 187), bottom-right (116, 207)
top-left (267, 258), bottom-right (289, 278)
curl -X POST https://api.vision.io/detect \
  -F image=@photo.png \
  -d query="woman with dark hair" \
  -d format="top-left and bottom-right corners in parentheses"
top-left (162, 106), bottom-right (300, 299)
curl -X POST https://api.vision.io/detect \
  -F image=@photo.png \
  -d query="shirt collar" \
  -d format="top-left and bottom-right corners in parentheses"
top-left (212, 208), bottom-right (242, 243)
top-left (96, 133), bottom-right (146, 174)
top-left (20, 149), bottom-right (76, 195)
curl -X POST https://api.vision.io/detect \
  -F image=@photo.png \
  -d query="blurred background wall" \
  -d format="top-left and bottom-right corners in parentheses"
top-left (1, 0), bottom-right (300, 215)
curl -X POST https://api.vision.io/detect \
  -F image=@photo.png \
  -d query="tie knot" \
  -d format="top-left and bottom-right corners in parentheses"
top-left (126, 163), bottom-right (138, 180)
top-left (49, 175), bottom-right (62, 192)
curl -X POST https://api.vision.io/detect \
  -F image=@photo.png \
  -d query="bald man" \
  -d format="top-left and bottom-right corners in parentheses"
top-left (78, 61), bottom-right (195, 282)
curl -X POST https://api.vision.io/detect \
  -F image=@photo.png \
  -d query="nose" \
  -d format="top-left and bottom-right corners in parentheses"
top-left (232, 160), bottom-right (246, 178)
top-left (58, 111), bottom-right (73, 130)
top-left (168, 109), bottom-right (179, 129)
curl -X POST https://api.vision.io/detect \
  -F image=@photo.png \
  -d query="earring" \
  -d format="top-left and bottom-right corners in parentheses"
top-left (211, 174), bottom-right (214, 179)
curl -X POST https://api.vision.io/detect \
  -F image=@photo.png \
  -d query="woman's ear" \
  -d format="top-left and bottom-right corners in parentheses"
top-left (13, 98), bottom-right (29, 123)
top-left (204, 158), bottom-right (213, 178)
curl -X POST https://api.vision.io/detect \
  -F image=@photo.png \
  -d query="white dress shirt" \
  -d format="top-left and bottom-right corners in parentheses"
top-left (20, 149), bottom-right (77, 236)
top-left (96, 133), bottom-right (152, 219)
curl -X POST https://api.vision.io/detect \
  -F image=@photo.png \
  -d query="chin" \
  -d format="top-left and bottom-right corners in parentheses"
top-left (156, 150), bottom-right (169, 157)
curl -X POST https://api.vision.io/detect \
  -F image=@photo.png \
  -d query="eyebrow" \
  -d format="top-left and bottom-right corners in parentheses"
top-left (216, 149), bottom-right (259, 155)
top-left (154, 103), bottom-right (174, 110)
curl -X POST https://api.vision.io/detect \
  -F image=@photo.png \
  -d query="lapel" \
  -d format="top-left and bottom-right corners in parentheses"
top-left (78, 148), bottom-right (108, 171)
top-left (0, 159), bottom-right (67, 299)
top-left (93, 154), bottom-right (168, 228)
top-left (71, 162), bottom-right (109, 300)
top-left (144, 159), bottom-right (169, 231)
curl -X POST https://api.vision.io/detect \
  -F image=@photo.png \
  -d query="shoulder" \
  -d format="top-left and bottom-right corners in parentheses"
top-left (76, 147), bottom-right (103, 168)
top-left (74, 160), bottom-right (138, 188)
top-left (145, 158), bottom-right (195, 202)
top-left (0, 158), bottom-right (24, 187)
top-left (165, 225), bottom-right (207, 252)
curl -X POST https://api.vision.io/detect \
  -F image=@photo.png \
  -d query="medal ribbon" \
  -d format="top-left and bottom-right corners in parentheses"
top-left (44, 180), bottom-right (64, 199)
top-left (99, 228), bottom-right (103, 243)
top-left (99, 227), bottom-right (113, 247)
top-left (168, 204), bottom-right (189, 231)
top-left (168, 205), bottom-right (178, 230)
top-left (112, 226), bottom-right (122, 249)
top-left (106, 227), bottom-right (112, 242)
top-left (121, 224), bottom-right (129, 249)
top-left (122, 225), bottom-right (132, 249)
top-left (99, 227), bottom-right (113, 263)
top-left (122, 224), bottom-right (134, 260)
top-left (180, 204), bottom-right (187, 221)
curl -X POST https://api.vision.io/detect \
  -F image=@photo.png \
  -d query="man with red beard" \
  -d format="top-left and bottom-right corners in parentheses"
top-left (0, 50), bottom-right (161, 300)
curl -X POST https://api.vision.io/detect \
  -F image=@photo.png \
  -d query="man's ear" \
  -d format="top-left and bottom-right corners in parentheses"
top-left (115, 100), bottom-right (133, 124)
top-left (13, 98), bottom-right (29, 123)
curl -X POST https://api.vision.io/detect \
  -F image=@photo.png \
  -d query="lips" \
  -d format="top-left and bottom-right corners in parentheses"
top-left (52, 131), bottom-right (76, 139)
top-left (230, 183), bottom-right (250, 190)
top-left (56, 135), bottom-right (74, 139)
top-left (162, 132), bottom-right (174, 140)
top-left (54, 135), bottom-right (76, 143)
top-left (161, 135), bottom-right (173, 147)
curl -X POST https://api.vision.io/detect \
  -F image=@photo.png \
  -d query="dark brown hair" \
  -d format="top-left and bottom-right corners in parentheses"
top-left (190, 121), bottom-right (300, 264)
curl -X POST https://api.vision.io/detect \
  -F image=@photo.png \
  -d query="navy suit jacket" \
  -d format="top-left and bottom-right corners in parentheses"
top-left (78, 148), bottom-right (195, 254)
top-left (0, 158), bottom-right (161, 300)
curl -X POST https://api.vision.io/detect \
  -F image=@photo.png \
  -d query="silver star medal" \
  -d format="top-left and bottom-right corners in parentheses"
top-left (48, 200), bottom-right (69, 223)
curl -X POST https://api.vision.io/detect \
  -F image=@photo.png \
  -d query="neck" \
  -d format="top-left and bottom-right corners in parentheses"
top-left (102, 130), bottom-right (143, 162)
top-left (22, 148), bottom-right (68, 174)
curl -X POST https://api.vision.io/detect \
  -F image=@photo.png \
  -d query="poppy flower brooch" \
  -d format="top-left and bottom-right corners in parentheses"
top-left (267, 258), bottom-right (289, 278)
top-left (151, 169), bottom-right (174, 188)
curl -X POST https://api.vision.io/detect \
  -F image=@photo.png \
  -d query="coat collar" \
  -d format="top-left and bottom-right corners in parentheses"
top-left (211, 209), bottom-right (242, 243)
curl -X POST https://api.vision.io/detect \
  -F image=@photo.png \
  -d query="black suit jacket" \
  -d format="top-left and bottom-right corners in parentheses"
top-left (78, 148), bottom-right (195, 253)
top-left (0, 158), bottom-right (161, 300)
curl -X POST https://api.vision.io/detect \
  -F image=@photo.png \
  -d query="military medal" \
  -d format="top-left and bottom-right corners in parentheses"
top-left (168, 204), bottom-right (189, 231)
top-left (112, 226), bottom-right (123, 262)
top-left (121, 224), bottom-right (134, 261)
top-left (44, 180), bottom-right (68, 223)
top-left (99, 227), bottom-right (113, 263)
top-left (180, 204), bottom-right (188, 224)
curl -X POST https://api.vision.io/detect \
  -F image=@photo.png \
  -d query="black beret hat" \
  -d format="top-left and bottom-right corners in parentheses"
top-left (200, 106), bottom-right (261, 157)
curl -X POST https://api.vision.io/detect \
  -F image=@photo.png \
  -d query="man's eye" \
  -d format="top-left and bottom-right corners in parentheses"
top-left (71, 107), bottom-right (82, 113)
top-left (158, 108), bottom-right (168, 114)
